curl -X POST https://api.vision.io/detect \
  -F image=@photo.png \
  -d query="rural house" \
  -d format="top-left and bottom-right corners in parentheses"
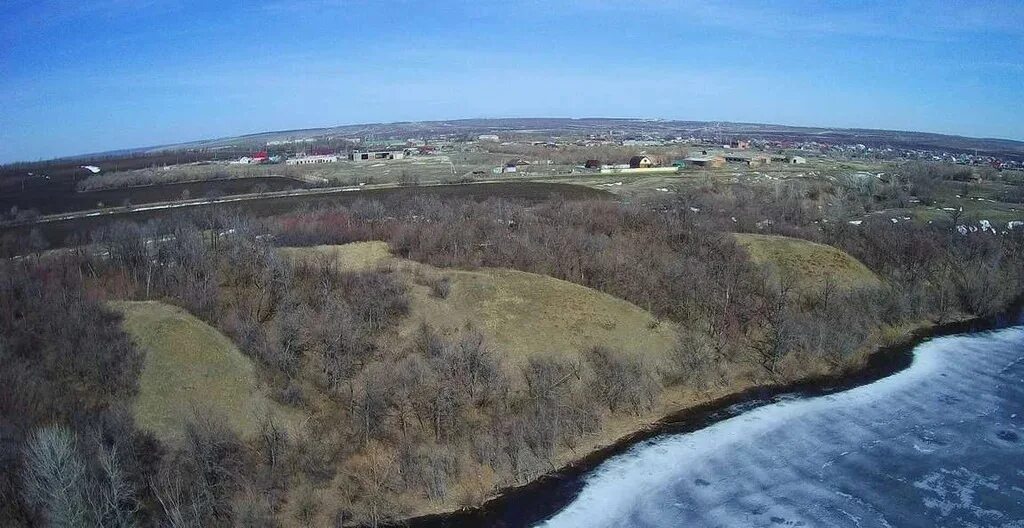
top-left (504, 159), bottom-right (530, 173)
top-left (629, 155), bottom-right (654, 168)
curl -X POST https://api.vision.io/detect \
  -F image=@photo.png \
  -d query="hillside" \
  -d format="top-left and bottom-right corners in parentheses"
top-left (112, 301), bottom-right (295, 442)
top-left (735, 233), bottom-right (881, 292)
top-left (282, 241), bottom-right (678, 375)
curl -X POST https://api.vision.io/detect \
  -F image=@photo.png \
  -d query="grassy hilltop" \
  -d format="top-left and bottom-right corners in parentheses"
top-left (113, 301), bottom-right (296, 442)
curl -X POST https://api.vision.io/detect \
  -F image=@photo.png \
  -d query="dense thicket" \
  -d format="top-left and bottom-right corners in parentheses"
top-left (0, 257), bottom-right (150, 525)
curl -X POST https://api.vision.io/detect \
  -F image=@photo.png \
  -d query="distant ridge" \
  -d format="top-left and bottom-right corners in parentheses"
top-left (10, 117), bottom-right (1024, 165)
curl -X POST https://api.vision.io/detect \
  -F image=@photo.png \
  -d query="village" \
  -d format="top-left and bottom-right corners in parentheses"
top-left (224, 127), bottom-right (1020, 180)
top-left (221, 134), bottom-right (815, 183)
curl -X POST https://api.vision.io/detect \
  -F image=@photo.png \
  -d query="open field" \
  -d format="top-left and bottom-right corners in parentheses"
top-left (80, 156), bottom-right (459, 190)
top-left (531, 162), bottom-right (832, 200)
top-left (111, 300), bottom-right (295, 442)
top-left (0, 176), bottom-right (310, 216)
top-left (1, 181), bottom-right (611, 250)
top-left (735, 233), bottom-right (881, 292)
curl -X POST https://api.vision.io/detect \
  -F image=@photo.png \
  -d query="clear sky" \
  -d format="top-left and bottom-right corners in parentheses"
top-left (2, 0), bottom-right (1023, 163)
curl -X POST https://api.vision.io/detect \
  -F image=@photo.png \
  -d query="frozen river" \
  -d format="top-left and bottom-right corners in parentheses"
top-left (539, 326), bottom-right (1024, 528)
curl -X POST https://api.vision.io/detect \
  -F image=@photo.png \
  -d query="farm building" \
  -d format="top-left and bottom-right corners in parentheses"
top-left (730, 139), bottom-right (751, 149)
top-left (348, 150), bottom-right (407, 161)
top-left (503, 159), bottom-right (530, 173)
top-left (684, 155), bottom-right (726, 169)
top-left (286, 154), bottom-right (339, 165)
top-left (725, 154), bottom-right (772, 167)
top-left (584, 159), bottom-right (602, 169)
top-left (787, 156), bottom-right (807, 164)
top-left (477, 134), bottom-right (500, 142)
top-left (629, 155), bottom-right (654, 168)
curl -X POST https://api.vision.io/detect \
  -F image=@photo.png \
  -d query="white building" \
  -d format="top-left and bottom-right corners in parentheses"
top-left (478, 134), bottom-right (500, 142)
top-left (286, 154), bottom-right (339, 165)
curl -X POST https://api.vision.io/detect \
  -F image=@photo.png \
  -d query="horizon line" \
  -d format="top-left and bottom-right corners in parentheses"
top-left (5, 116), bottom-right (1023, 166)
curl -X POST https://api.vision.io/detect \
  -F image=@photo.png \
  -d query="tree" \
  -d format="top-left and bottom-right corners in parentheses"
top-left (582, 346), bottom-right (658, 415)
top-left (346, 442), bottom-right (402, 528)
top-left (22, 425), bottom-right (89, 527)
top-left (89, 440), bottom-right (139, 528)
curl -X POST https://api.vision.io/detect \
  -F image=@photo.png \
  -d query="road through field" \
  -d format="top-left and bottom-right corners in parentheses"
top-left (0, 181), bottom-right (610, 248)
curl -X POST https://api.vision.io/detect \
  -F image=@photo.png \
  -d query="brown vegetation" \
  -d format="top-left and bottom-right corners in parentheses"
top-left (2, 182), bottom-right (1023, 526)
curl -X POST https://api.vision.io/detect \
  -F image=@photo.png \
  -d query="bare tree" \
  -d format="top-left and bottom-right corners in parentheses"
top-left (21, 425), bottom-right (89, 527)
top-left (89, 440), bottom-right (138, 528)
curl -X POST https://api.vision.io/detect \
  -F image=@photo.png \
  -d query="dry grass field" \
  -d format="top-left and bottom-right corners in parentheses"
top-left (83, 156), bottom-right (459, 190)
top-left (112, 300), bottom-right (296, 442)
top-left (735, 233), bottom-right (881, 292)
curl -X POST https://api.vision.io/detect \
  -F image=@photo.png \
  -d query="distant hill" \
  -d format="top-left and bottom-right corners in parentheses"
top-left (8, 117), bottom-right (1024, 166)
top-left (154, 118), bottom-right (1024, 157)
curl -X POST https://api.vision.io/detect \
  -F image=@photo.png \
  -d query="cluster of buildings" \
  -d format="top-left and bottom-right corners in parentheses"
top-left (587, 151), bottom-right (807, 173)
top-left (675, 153), bottom-right (804, 170)
top-left (753, 140), bottom-right (1021, 169)
top-left (229, 151), bottom-right (273, 165)
top-left (230, 148), bottom-right (420, 167)
top-left (284, 149), bottom-right (411, 165)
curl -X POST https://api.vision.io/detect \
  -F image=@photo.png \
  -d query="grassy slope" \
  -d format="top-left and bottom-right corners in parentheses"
top-left (112, 300), bottom-right (294, 442)
top-left (735, 233), bottom-right (881, 291)
top-left (283, 242), bottom-right (677, 373)
top-left (279, 241), bottom-right (391, 272)
top-left (403, 267), bottom-right (676, 370)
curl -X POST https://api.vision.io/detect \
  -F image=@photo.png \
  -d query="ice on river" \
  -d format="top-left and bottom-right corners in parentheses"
top-left (539, 327), bottom-right (1024, 528)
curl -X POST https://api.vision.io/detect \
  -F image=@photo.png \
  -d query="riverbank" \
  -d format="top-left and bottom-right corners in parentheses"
top-left (392, 300), bottom-right (1024, 528)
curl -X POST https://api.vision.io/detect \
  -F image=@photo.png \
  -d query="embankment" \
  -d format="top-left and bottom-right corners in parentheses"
top-left (393, 300), bottom-right (1024, 528)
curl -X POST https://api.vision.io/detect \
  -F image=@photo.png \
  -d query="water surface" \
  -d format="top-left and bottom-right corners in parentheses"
top-left (541, 327), bottom-right (1024, 527)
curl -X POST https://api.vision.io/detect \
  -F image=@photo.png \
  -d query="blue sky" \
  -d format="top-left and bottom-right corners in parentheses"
top-left (1, 0), bottom-right (1023, 163)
